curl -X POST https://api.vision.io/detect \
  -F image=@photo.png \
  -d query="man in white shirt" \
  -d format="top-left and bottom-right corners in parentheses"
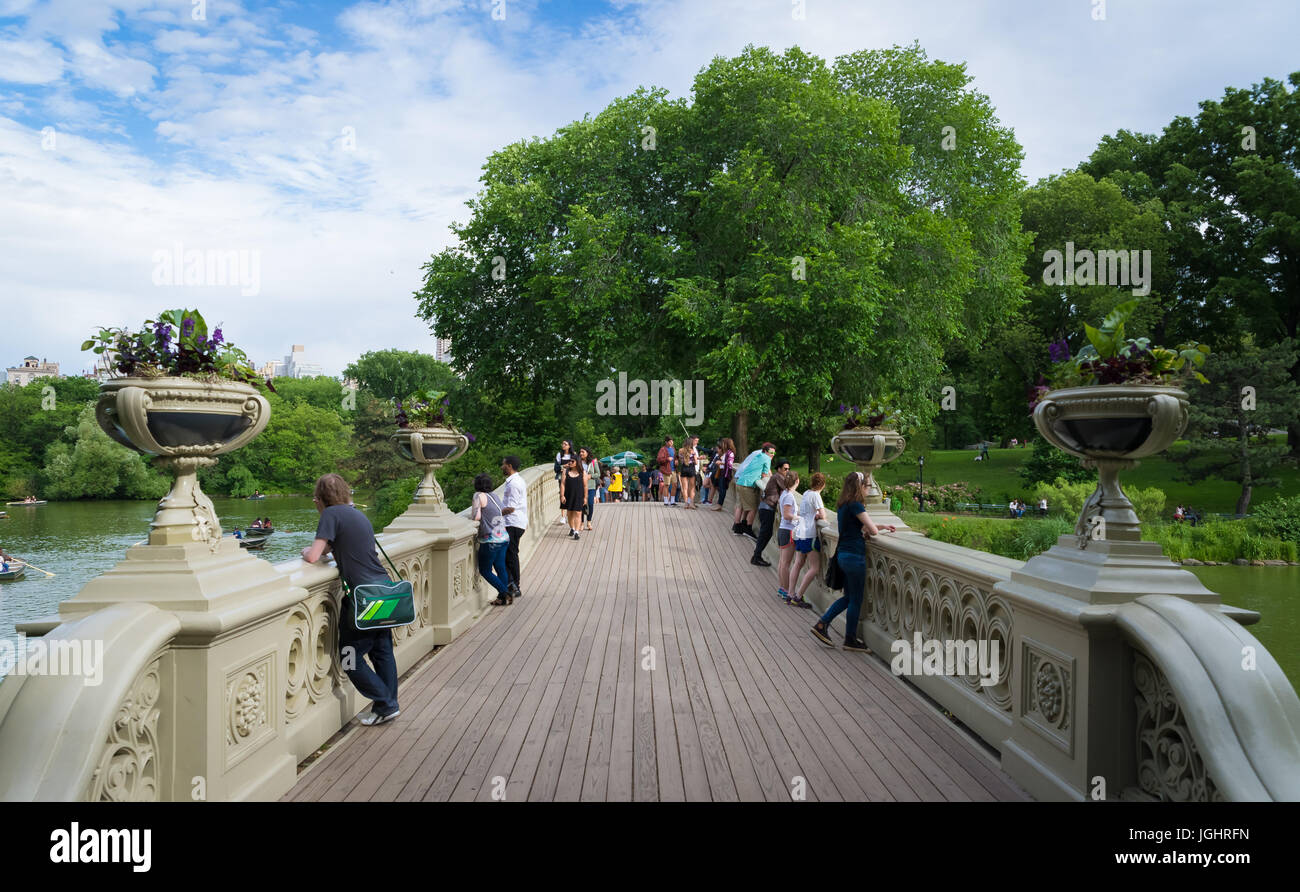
top-left (500, 455), bottom-right (528, 599)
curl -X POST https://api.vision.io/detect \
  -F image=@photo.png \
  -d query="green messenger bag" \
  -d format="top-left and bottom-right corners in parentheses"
top-left (342, 540), bottom-right (415, 631)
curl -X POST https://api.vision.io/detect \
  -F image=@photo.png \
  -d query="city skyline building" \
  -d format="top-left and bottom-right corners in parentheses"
top-left (6, 356), bottom-right (59, 386)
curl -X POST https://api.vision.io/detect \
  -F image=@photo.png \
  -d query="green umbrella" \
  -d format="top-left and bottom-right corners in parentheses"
top-left (601, 451), bottom-right (645, 467)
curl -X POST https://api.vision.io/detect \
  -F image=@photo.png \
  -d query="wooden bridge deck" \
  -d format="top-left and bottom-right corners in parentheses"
top-left (285, 500), bottom-right (1029, 802)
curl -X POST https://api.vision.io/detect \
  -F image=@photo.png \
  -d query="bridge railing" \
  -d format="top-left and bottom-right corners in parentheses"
top-left (0, 464), bottom-right (555, 802)
top-left (751, 505), bottom-right (1300, 801)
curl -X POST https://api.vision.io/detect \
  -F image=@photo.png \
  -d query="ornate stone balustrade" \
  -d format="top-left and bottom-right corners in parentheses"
top-left (0, 464), bottom-right (555, 802)
top-left (751, 506), bottom-right (1300, 802)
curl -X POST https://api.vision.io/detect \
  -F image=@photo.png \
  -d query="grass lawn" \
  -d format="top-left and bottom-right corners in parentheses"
top-left (788, 439), bottom-right (1298, 516)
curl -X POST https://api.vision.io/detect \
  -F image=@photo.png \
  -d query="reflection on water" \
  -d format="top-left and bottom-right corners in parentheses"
top-left (0, 497), bottom-right (371, 677)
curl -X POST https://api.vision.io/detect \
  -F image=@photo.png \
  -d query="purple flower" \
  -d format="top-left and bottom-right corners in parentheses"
top-left (1048, 339), bottom-right (1070, 363)
top-left (211, 327), bottom-right (224, 346)
top-left (182, 317), bottom-right (195, 337)
top-left (466, 432), bottom-right (477, 443)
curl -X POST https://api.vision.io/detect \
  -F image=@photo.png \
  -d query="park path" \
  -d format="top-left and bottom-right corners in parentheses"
top-left (283, 500), bottom-right (1029, 802)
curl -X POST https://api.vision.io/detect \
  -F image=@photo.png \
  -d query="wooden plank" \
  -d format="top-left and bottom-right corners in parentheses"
top-left (552, 503), bottom-right (622, 800)
top-left (286, 486), bottom-right (1030, 803)
top-left (401, 523), bottom-right (586, 802)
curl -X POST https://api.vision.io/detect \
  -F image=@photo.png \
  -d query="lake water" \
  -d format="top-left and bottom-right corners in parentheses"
top-left (1, 500), bottom-right (1296, 693)
top-left (0, 496), bottom-right (351, 675)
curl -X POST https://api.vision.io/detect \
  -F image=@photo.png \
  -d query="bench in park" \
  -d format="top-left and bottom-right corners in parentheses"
top-left (953, 501), bottom-right (1010, 516)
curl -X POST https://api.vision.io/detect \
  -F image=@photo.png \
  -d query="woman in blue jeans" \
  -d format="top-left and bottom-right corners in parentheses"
top-left (811, 472), bottom-right (895, 652)
top-left (471, 473), bottom-right (513, 605)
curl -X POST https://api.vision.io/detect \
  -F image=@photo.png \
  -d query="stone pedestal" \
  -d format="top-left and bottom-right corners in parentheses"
top-left (384, 505), bottom-right (477, 644)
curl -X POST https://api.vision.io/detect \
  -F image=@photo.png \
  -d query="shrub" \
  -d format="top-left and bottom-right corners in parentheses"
top-left (1251, 494), bottom-right (1300, 546)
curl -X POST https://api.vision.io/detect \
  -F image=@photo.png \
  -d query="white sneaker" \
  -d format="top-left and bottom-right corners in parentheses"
top-left (360, 708), bottom-right (400, 726)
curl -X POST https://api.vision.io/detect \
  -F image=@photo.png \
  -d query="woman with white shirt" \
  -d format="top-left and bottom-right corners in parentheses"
top-left (789, 472), bottom-right (827, 609)
top-left (775, 471), bottom-right (801, 603)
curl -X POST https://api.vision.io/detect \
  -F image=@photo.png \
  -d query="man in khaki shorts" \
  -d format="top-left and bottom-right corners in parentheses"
top-left (656, 436), bottom-right (678, 506)
top-left (732, 442), bottom-right (775, 537)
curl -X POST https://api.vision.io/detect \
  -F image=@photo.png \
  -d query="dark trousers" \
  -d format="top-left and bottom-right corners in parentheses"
top-left (340, 596), bottom-right (399, 715)
top-left (505, 526), bottom-right (525, 590)
top-left (820, 552), bottom-right (867, 643)
top-left (753, 506), bottom-right (775, 559)
top-left (715, 478), bottom-right (730, 506)
top-left (585, 489), bottom-right (597, 521)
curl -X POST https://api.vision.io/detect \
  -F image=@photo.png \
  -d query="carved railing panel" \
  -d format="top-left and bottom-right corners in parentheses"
top-left (285, 587), bottom-right (341, 726)
top-left (1133, 650), bottom-right (1223, 802)
top-left (89, 649), bottom-right (165, 802)
top-left (863, 549), bottom-right (1013, 712)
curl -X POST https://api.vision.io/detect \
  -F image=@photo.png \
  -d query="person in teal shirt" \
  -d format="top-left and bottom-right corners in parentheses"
top-left (731, 442), bottom-right (775, 535)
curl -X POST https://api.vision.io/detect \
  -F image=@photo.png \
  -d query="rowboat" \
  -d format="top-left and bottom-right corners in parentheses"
top-left (0, 562), bottom-right (26, 581)
top-left (6, 500), bottom-right (46, 506)
top-left (246, 494), bottom-right (267, 500)
top-left (236, 528), bottom-right (274, 549)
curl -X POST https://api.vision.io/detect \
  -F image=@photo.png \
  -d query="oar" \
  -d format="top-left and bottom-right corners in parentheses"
top-left (15, 560), bottom-right (54, 577)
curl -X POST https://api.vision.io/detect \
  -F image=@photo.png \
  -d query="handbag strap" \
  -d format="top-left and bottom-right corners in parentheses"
top-left (375, 539), bottom-right (403, 580)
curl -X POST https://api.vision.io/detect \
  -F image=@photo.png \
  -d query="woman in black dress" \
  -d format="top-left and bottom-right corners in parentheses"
top-left (561, 454), bottom-right (587, 540)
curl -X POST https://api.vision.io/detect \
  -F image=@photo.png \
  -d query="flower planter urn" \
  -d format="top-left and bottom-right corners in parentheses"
top-left (391, 426), bottom-right (469, 510)
top-left (96, 376), bottom-right (270, 546)
top-left (1033, 384), bottom-right (1189, 543)
top-left (830, 427), bottom-right (908, 528)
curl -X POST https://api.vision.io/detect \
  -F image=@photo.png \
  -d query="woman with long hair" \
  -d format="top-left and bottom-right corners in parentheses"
top-left (775, 471), bottom-right (801, 602)
top-left (712, 437), bottom-right (735, 511)
top-left (679, 436), bottom-right (699, 509)
top-left (555, 439), bottom-right (575, 522)
top-left (810, 471), bottom-right (895, 652)
top-left (789, 472), bottom-right (827, 608)
top-left (579, 447), bottom-right (600, 531)
top-left (561, 454), bottom-right (588, 540)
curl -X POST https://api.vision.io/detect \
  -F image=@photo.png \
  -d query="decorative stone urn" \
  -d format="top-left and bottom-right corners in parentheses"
top-left (96, 376), bottom-right (270, 546)
top-left (390, 426), bottom-right (469, 511)
top-left (1033, 384), bottom-right (1189, 543)
top-left (830, 427), bottom-right (908, 528)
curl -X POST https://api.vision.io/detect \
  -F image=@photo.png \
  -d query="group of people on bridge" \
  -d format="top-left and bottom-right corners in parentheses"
top-left (299, 433), bottom-right (900, 729)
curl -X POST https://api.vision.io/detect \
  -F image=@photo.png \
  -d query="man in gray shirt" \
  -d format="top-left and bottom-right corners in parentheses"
top-left (302, 473), bottom-right (399, 726)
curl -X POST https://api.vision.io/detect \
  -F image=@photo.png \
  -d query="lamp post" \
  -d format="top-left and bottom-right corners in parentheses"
top-left (918, 455), bottom-right (925, 513)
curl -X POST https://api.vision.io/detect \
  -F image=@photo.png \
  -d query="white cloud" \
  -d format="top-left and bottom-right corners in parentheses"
top-left (0, 38), bottom-right (65, 84)
top-left (1, 0), bottom-right (1298, 377)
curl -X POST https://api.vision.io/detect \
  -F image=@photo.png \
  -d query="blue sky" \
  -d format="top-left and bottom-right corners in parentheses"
top-left (1, 0), bottom-right (1297, 378)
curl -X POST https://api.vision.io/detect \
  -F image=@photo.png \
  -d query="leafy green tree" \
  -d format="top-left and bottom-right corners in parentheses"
top-left (271, 376), bottom-right (352, 413)
top-left (1170, 339), bottom-right (1300, 514)
top-left (1020, 435), bottom-right (1094, 486)
top-left (0, 377), bottom-right (100, 496)
top-left (417, 44), bottom-right (1029, 464)
top-left (1083, 73), bottom-right (1300, 451)
top-left (40, 404), bottom-right (169, 500)
top-left (215, 400), bottom-right (353, 493)
top-left (343, 392), bottom-right (410, 492)
top-left (343, 350), bottom-right (457, 404)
